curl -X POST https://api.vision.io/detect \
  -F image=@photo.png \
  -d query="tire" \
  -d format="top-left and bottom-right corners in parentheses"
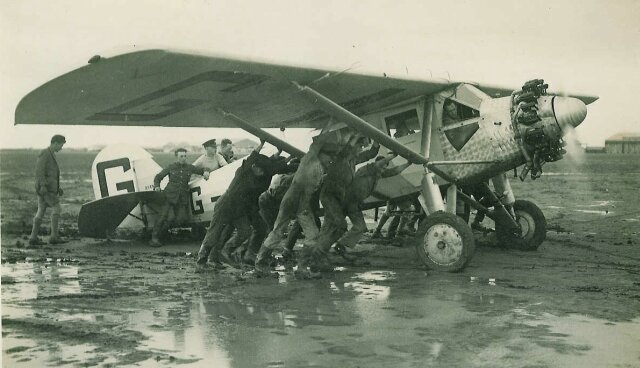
top-left (496, 200), bottom-right (546, 251)
top-left (414, 211), bottom-right (475, 272)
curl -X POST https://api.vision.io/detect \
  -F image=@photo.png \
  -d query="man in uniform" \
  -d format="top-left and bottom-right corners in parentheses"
top-left (294, 135), bottom-right (380, 278)
top-left (193, 139), bottom-right (228, 172)
top-left (219, 138), bottom-right (236, 163)
top-left (29, 134), bottom-right (67, 246)
top-left (196, 141), bottom-right (295, 271)
top-left (150, 148), bottom-right (210, 247)
top-left (334, 154), bottom-right (412, 260)
top-left (253, 130), bottom-right (352, 274)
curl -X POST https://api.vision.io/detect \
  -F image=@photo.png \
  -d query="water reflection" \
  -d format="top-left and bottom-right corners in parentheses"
top-left (4, 263), bottom-right (640, 368)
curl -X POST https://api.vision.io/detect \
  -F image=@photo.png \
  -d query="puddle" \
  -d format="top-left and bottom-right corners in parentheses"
top-left (469, 276), bottom-right (499, 286)
top-left (2, 262), bottom-right (81, 302)
top-left (521, 313), bottom-right (640, 368)
top-left (573, 209), bottom-right (613, 215)
top-left (2, 337), bottom-right (104, 368)
top-left (4, 264), bottom-right (640, 368)
top-left (577, 200), bottom-right (616, 208)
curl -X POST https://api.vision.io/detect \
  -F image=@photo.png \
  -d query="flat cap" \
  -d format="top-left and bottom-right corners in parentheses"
top-left (51, 134), bottom-right (66, 144)
top-left (202, 139), bottom-right (217, 147)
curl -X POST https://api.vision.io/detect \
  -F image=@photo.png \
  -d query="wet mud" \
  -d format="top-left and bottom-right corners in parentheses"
top-left (2, 152), bottom-right (640, 367)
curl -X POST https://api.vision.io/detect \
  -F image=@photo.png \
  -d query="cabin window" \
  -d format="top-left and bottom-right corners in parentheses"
top-left (442, 99), bottom-right (479, 127)
top-left (385, 109), bottom-right (420, 138)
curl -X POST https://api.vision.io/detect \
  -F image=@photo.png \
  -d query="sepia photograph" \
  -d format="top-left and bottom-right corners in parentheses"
top-left (1, 0), bottom-right (639, 367)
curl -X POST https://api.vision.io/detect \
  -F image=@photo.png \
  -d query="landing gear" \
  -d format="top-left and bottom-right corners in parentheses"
top-left (496, 200), bottom-right (546, 251)
top-left (414, 211), bottom-right (475, 272)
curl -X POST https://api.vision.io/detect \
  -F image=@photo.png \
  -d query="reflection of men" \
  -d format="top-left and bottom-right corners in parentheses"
top-left (193, 139), bottom-right (228, 171)
top-left (443, 100), bottom-right (460, 125)
top-left (151, 148), bottom-right (210, 247)
top-left (29, 135), bottom-right (67, 246)
top-left (219, 138), bottom-right (235, 163)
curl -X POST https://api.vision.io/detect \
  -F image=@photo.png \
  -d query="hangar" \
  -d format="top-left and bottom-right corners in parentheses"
top-left (604, 133), bottom-right (640, 154)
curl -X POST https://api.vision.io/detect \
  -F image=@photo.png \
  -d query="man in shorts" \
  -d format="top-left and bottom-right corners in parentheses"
top-left (29, 134), bottom-right (67, 246)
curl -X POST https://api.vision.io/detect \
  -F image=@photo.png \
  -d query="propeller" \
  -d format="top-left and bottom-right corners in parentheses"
top-left (553, 89), bottom-right (587, 164)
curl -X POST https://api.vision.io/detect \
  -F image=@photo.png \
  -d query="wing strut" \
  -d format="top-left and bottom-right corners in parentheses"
top-left (294, 83), bottom-right (429, 165)
top-left (217, 110), bottom-right (305, 157)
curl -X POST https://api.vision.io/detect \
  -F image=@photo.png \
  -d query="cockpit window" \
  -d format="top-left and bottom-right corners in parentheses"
top-left (385, 109), bottom-right (420, 138)
top-left (442, 99), bottom-right (479, 126)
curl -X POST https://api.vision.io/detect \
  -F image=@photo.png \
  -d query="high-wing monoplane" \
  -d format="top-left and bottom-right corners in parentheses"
top-left (15, 49), bottom-right (597, 271)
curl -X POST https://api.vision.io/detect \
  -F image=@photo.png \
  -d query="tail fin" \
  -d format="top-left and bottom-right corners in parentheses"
top-left (91, 144), bottom-right (164, 199)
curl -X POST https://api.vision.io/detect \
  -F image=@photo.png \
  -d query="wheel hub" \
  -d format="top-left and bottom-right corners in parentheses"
top-left (423, 224), bottom-right (463, 266)
top-left (515, 211), bottom-right (535, 240)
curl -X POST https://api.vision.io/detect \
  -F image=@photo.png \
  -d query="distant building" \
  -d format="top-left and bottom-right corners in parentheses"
top-left (585, 146), bottom-right (605, 154)
top-left (604, 133), bottom-right (640, 154)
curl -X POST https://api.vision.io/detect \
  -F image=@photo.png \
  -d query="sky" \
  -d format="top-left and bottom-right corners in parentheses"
top-left (1, 0), bottom-right (639, 149)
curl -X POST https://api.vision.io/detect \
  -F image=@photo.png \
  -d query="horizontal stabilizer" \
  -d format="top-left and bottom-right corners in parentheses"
top-left (78, 191), bottom-right (164, 237)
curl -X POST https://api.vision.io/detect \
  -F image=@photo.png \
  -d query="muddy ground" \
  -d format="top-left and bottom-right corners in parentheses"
top-left (2, 150), bottom-right (640, 367)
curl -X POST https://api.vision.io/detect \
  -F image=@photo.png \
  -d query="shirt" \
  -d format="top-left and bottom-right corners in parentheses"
top-left (193, 153), bottom-right (228, 171)
top-left (154, 162), bottom-right (206, 205)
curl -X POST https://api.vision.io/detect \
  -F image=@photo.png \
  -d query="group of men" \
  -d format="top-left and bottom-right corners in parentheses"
top-left (27, 136), bottom-right (238, 247)
top-left (30, 124), bottom-right (487, 279)
top-left (30, 101), bottom-right (488, 277)
top-left (149, 138), bottom-right (236, 247)
top-left (174, 127), bottom-right (414, 278)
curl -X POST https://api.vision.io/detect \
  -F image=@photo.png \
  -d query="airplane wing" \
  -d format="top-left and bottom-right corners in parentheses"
top-left (16, 49), bottom-right (598, 128)
top-left (15, 50), bottom-right (453, 128)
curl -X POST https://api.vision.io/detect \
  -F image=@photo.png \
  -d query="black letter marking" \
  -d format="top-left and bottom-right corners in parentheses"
top-left (96, 158), bottom-right (135, 197)
top-left (190, 187), bottom-right (204, 215)
top-left (88, 71), bottom-right (269, 122)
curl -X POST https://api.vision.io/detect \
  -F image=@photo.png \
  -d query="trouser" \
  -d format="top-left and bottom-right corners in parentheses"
top-left (259, 192), bottom-right (278, 231)
top-left (336, 209), bottom-right (367, 248)
top-left (374, 202), bottom-right (395, 234)
top-left (152, 198), bottom-right (191, 241)
top-left (258, 185), bottom-right (320, 257)
top-left (298, 188), bottom-right (346, 266)
top-left (259, 192), bottom-right (307, 252)
top-left (197, 215), bottom-right (251, 264)
top-left (465, 183), bottom-right (493, 224)
top-left (225, 211), bottom-right (266, 257)
top-left (392, 200), bottom-right (413, 237)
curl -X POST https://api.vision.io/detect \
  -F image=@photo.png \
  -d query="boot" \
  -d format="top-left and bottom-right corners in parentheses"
top-left (149, 221), bottom-right (165, 247)
top-left (254, 248), bottom-right (274, 276)
top-left (333, 243), bottom-right (357, 263)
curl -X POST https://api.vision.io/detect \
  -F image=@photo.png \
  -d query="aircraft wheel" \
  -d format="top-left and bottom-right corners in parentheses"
top-left (414, 211), bottom-right (475, 272)
top-left (496, 200), bottom-right (546, 251)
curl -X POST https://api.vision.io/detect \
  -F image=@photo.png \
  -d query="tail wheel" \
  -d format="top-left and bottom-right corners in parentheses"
top-left (414, 211), bottom-right (475, 272)
top-left (496, 200), bottom-right (546, 251)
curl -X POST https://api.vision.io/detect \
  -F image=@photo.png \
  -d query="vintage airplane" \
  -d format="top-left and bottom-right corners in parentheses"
top-left (15, 49), bottom-right (597, 271)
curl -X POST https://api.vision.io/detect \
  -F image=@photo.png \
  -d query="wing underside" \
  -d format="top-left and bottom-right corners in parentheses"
top-left (15, 50), bottom-right (453, 129)
top-left (15, 49), bottom-right (598, 129)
